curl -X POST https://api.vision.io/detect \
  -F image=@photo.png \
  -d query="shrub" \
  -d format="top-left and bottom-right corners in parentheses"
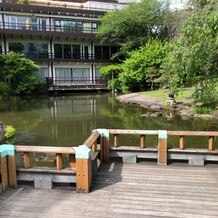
top-left (0, 82), bottom-right (11, 97)
top-left (4, 125), bottom-right (16, 139)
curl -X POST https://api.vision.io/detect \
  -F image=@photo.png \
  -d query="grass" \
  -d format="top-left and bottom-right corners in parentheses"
top-left (142, 88), bottom-right (195, 101)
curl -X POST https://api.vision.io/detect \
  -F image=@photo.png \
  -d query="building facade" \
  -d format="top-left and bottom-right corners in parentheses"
top-left (0, 0), bottom-right (125, 90)
top-left (0, 0), bottom-right (188, 91)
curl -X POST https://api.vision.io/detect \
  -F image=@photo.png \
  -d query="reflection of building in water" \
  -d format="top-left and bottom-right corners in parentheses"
top-left (48, 95), bottom-right (100, 140)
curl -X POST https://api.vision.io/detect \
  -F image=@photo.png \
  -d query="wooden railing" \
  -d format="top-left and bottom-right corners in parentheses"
top-left (108, 129), bottom-right (218, 166)
top-left (108, 129), bottom-right (218, 151)
top-left (1, 129), bottom-right (217, 193)
top-left (15, 146), bottom-right (76, 170)
top-left (0, 130), bottom-right (109, 193)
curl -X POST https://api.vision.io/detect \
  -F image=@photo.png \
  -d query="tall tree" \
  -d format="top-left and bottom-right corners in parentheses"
top-left (163, 0), bottom-right (218, 103)
top-left (0, 52), bottom-right (42, 95)
top-left (97, 0), bottom-right (168, 56)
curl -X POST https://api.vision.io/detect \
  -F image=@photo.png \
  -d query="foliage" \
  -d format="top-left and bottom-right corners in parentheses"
top-left (4, 125), bottom-right (16, 139)
top-left (18, 0), bottom-right (28, 4)
top-left (194, 106), bottom-right (214, 114)
top-left (97, 0), bottom-right (169, 56)
top-left (120, 39), bottom-right (169, 92)
top-left (0, 82), bottom-right (11, 97)
top-left (0, 52), bottom-right (42, 95)
top-left (100, 64), bottom-right (123, 91)
top-left (162, 1), bottom-right (218, 103)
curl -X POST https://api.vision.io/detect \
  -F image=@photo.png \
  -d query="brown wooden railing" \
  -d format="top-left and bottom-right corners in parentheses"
top-left (108, 129), bottom-right (218, 151)
top-left (1, 129), bottom-right (217, 193)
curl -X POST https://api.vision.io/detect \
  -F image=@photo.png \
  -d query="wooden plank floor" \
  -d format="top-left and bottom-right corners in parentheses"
top-left (1, 162), bottom-right (218, 218)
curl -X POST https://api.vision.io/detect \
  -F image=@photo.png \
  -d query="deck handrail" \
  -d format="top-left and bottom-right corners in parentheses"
top-left (15, 145), bottom-right (75, 154)
top-left (108, 129), bottom-right (217, 151)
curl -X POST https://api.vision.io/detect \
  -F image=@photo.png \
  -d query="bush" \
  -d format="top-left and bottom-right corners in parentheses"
top-left (4, 125), bottom-right (16, 139)
top-left (0, 82), bottom-right (11, 97)
top-left (194, 106), bottom-right (213, 114)
top-left (0, 52), bottom-right (42, 95)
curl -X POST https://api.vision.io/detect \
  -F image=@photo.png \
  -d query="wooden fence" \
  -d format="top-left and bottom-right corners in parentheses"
top-left (0, 129), bottom-right (217, 193)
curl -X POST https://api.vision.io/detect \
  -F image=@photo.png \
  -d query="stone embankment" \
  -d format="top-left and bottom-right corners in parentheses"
top-left (0, 122), bottom-right (6, 142)
top-left (116, 93), bottom-right (218, 120)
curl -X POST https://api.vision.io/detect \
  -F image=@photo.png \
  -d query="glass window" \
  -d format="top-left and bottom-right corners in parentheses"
top-left (9, 42), bottom-right (24, 53)
top-left (55, 68), bottom-right (72, 81)
top-left (63, 44), bottom-right (71, 59)
top-left (94, 46), bottom-right (102, 59)
top-left (111, 46), bottom-right (118, 57)
top-left (103, 46), bottom-right (110, 59)
top-left (36, 68), bottom-right (49, 79)
top-left (72, 68), bottom-right (89, 81)
top-left (95, 68), bottom-right (101, 77)
top-left (83, 46), bottom-right (89, 59)
top-left (73, 45), bottom-right (80, 59)
top-left (54, 44), bottom-right (63, 58)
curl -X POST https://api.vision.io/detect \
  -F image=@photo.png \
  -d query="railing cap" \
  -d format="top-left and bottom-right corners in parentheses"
top-left (73, 144), bottom-right (92, 159)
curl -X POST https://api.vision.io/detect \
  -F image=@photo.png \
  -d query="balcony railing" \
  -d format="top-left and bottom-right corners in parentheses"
top-left (1, 1), bottom-right (119, 12)
top-left (46, 77), bottom-right (107, 86)
top-left (0, 22), bottom-right (97, 34)
top-left (13, 52), bottom-right (114, 61)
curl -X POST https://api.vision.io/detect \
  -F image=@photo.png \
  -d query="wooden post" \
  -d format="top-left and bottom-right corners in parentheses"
top-left (0, 156), bottom-right (8, 192)
top-left (140, 135), bottom-right (146, 148)
top-left (95, 129), bottom-right (109, 162)
top-left (158, 131), bottom-right (167, 166)
top-left (208, 136), bottom-right (214, 151)
top-left (114, 134), bottom-right (119, 147)
top-left (101, 137), bottom-right (109, 162)
top-left (91, 141), bottom-right (97, 152)
top-left (7, 145), bottom-right (17, 188)
top-left (56, 153), bottom-right (63, 170)
top-left (24, 152), bottom-right (30, 168)
top-left (69, 154), bottom-right (76, 169)
top-left (8, 155), bottom-right (17, 188)
top-left (179, 136), bottom-right (185, 150)
top-left (0, 144), bottom-right (17, 191)
top-left (73, 145), bottom-right (92, 193)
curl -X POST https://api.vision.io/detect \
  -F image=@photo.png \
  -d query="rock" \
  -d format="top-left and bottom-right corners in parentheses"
top-left (0, 122), bottom-right (6, 142)
top-left (180, 109), bottom-right (189, 116)
top-left (182, 102), bottom-right (194, 107)
top-left (195, 114), bottom-right (212, 120)
top-left (149, 104), bottom-right (163, 111)
top-left (141, 112), bottom-right (163, 118)
top-left (186, 109), bottom-right (196, 117)
top-left (212, 111), bottom-right (218, 120)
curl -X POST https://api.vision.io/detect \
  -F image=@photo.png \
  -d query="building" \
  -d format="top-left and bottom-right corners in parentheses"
top-left (0, 0), bottom-right (126, 91)
top-left (0, 0), bottom-right (188, 91)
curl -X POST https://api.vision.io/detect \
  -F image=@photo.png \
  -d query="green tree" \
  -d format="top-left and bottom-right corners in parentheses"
top-left (120, 39), bottom-right (169, 92)
top-left (100, 64), bottom-right (123, 92)
top-left (0, 52), bottom-right (42, 95)
top-left (97, 0), bottom-right (168, 56)
top-left (163, 0), bottom-right (218, 104)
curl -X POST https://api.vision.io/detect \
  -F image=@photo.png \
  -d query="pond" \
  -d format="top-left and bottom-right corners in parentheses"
top-left (0, 93), bottom-right (217, 149)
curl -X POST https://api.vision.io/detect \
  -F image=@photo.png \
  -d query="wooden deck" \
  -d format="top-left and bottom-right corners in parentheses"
top-left (1, 161), bottom-right (218, 218)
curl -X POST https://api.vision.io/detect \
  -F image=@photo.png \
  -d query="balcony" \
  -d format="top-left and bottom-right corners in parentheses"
top-left (46, 77), bottom-right (108, 91)
top-left (0, 22), bottom-right (97, 34)
top-left (10, 52), bottom-right (116, 63)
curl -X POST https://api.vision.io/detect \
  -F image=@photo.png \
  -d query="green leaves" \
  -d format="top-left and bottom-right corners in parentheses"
top-left (97, 0), bottom-right (167, 56)
top-left (163, 2), bottom-right (218, 103)
top-left (120, 39), bottom-right (170, 92)
top-left (0, 52), bottom-right (42, 95)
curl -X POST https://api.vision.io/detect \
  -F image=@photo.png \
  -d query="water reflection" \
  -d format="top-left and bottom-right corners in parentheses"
top-left (0, 94), bottom-right (217, 148)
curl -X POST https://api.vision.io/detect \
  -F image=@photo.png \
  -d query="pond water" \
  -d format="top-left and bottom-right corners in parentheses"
top-left (0, 93), bottom-right (217, 149)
